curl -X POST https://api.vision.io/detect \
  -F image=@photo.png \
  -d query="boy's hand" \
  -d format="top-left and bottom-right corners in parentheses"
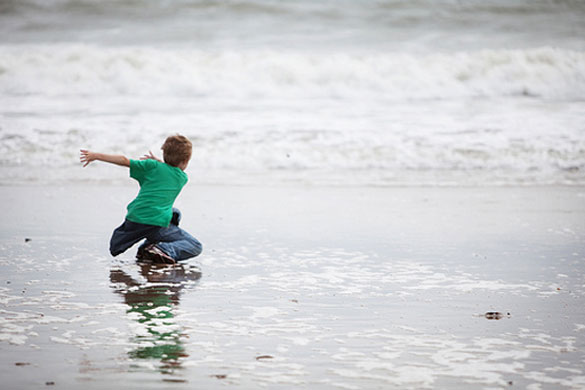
top-left (79, 149), bottom-right (130, 167)
top-left (141, 150), bottom-right (162, 163)
top-left (80, 149), bottom-right (96, 167)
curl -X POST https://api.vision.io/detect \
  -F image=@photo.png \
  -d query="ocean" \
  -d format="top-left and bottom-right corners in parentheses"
top-left (1, 0), bottom-right (584, 186)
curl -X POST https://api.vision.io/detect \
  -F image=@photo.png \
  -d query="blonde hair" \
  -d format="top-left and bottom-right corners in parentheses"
top-left (162, 134), bottom-right (192, 167)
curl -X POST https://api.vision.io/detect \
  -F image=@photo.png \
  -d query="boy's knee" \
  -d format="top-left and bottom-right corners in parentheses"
top-left (109, 237), bottom-right (123, 256)
top-left (109, 240), bottom-right (118, 257)
top-left (195, 241), bottom-right (203, 256)
top-left (109, 247), bottom-right (121, 257)
top-left (188, 239), bottom-right (202, 257)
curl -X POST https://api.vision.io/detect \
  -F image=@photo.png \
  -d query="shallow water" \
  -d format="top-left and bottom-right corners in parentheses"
top-left (1, 185), bottom-right (584, 389)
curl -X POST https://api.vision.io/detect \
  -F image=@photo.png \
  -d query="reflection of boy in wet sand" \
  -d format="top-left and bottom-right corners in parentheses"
top-left (110, 264), bottom-right (201, 366)
top-left (80, 135), bottom-right (202, 264)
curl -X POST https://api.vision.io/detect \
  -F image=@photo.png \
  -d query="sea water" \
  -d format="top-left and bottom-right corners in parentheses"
top-left (1, 0), bottom-right (584, 186)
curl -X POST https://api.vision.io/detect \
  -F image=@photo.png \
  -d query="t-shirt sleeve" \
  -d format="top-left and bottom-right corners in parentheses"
top-left (129, 159), bottom-right (157, 182)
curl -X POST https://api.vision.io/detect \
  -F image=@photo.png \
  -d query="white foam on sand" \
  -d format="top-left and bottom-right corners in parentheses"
top-left (1, 227), bottom-right (584, 388)
top-left (162, 244), bottom-right (585, 389)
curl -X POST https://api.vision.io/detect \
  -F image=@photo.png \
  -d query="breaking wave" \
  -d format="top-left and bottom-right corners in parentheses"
top-left (1, 45), bottom-right (584, 101)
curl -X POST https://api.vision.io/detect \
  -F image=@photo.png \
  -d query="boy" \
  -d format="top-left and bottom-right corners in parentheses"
top-left (80, 135), bottom-right (202, 264)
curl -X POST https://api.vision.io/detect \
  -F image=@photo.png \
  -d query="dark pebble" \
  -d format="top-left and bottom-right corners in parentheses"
top-left (485, 311), bottom-right (511, 320)
top-left (161, 379), bottom-right (186, 383)
top-left (256, 355), bottom-right (273, 360)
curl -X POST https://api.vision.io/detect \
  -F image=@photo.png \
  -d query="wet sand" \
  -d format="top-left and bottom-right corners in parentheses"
top-left (1, 184), bottom-right (584, 389)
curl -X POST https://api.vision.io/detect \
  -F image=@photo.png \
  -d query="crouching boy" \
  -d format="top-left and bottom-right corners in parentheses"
top-left (80, 135), bottom-right (202, 264)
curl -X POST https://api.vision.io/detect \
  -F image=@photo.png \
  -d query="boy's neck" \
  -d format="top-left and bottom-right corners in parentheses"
top-left (176, 160), bottom-right (189, 171)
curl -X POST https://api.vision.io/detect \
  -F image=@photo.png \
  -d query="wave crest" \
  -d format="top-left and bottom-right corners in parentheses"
top-left (1, 45), bottom-right (583, 100)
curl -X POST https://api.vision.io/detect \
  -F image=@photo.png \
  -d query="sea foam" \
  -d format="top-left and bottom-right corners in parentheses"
top-left (1, 45), bottom-right (584, 100)
top-left (1, 44), bottom-right (584, 186)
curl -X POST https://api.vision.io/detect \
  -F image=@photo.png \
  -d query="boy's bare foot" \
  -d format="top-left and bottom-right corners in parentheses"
top-left (141, 244), bottom-right (176, 264)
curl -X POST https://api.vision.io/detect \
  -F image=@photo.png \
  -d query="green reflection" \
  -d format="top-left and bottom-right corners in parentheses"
top-left (110, 263), bottom-right (201, 373)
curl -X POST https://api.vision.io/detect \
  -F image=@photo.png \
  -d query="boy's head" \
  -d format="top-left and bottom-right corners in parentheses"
top-left (162, 135), bottom-right (192, 168)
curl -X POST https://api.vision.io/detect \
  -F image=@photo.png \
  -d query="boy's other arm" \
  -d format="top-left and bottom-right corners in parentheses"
top-left (141, 150), bottom-right (163, 163)
top-left (80, 149), bottom-right (130, 168)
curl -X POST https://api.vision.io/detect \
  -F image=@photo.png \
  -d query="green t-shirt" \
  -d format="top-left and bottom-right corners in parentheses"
top-left (126, 159), bottom-right (188, 227)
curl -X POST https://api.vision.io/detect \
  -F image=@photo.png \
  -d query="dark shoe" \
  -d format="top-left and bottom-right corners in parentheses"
top-left (136, 245), bottom-right (147, 260)
top-left (142, 244), bottom-right (175, 264)
top-left (171, 210), bottom-right (181, 226)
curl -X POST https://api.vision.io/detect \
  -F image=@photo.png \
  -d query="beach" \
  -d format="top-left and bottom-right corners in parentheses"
top-left (2, 0), bottom-right (585, 388)
top-left (1, 184), bottom-right (584, 389)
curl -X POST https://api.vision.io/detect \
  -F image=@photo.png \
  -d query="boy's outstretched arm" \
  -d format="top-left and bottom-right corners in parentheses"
top-left (80, 149), bottom-right (130, 167)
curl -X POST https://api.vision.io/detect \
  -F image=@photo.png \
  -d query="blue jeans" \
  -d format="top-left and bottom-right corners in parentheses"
top-left (109, 208), bottom-right (202, 261)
